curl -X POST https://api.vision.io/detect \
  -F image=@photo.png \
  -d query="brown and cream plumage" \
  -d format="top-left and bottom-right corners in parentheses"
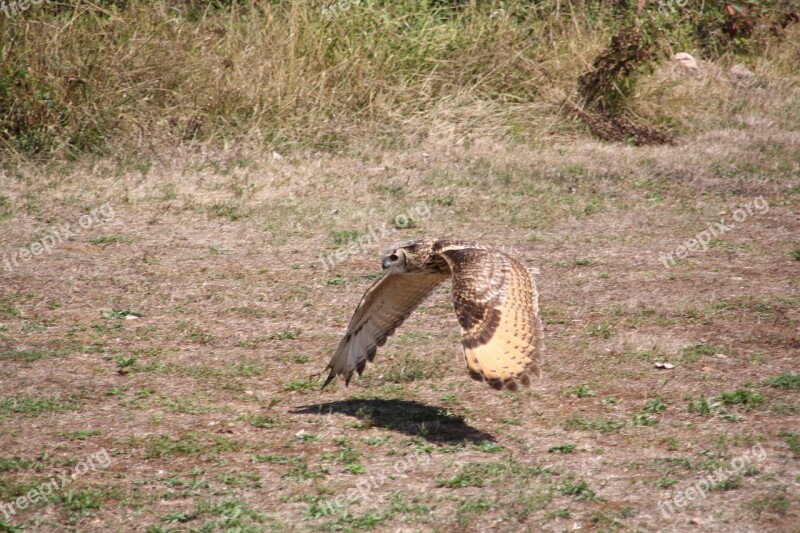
top-left (321, 238), bottom-right (544, 391)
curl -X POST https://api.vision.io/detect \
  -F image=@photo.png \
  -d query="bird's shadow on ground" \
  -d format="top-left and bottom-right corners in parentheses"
top-left (291, 398), bottom-right (495, 444)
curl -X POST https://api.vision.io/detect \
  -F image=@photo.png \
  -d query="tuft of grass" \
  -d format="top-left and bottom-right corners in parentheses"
top-left (559, 480), bottom-right (596, 500)
top-left (208, 202), bottom-right (247, 222)
top-left (60, 489), bottom-right (105, 524)
top-left (713, 477), bottom-right (742, 491)
top-left (283, 459), bottom-right (323, 481)
top-left (437, 460), bottom-right (540, 489)
top-left (58, 429), bottom-right (101, 441)
top-left (681, 343), bottom-right (723, 361)
top-left (89, 235), bottom-right (132, 245)
top-left (563, 384), bottom-right (595, 398)
top-left (750, 492), bottom-right (790, 518)
top-left (585, 325), bottom-right (613, 339)
top-left (0, 394), bottom-right (82, 417)
top-left (250, 415), bottom-right (277, 429)
top-left (718, 389), bottom-right (764, 407)
top-left (642, 399), bottom-right (668, 413)
top-left (283, 380), bottom-right (316, 393)
top-left (209, 246), bottom-right (230, 255)
top-left (0, 457), bottom-right (36, 473)
top-left (333, 230), bottom-right (359, 245)
top-left (177, 498), bottom-right (266, 531)
top-left (778, 432), bottom-right (800, 456)
top-left (0, 196), bottom-right (12, 219)
top-left (687, 396), bottom-right (717, 417)
top-left (563, 416), bottom-right (624, 433)
top-left (381, 353), bottom-right (442, 384)
top-left (1, 349), bottom-right (58, 361)
top-left (549, 508), bottom-right (572, 519)
top-left (473, 441), bottom-right (503, 453)
top-left (0, 297), bottom-right (20, 318)
top-left (764, 373), bottom-right (800, 390)
top-left (142, 433), bottom-right (239, 459)
top-left (548, 443), bottom-right (577, 454)
top-left (655, 476), bottom-right (678, 489)
top-left (270, 328), bottom-right (301, 340)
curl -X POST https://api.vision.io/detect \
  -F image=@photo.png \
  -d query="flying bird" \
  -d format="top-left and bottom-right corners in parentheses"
top-left (321, 238), bottom-right (544, 391)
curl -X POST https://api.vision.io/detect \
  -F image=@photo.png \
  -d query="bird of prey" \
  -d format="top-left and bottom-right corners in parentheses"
top-left (321, 238), bottom-right (544, 391)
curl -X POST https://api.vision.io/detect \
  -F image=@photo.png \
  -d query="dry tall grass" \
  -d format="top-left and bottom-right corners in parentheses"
top-left (0, 1), bottom-right (798, 158)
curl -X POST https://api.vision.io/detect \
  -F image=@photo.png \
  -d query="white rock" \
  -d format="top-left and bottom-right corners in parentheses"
top-left (672, 52), bottom-right (699, 72)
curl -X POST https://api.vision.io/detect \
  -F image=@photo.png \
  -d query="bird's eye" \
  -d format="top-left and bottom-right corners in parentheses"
top-left (390, 254), bottom-right (398, 261)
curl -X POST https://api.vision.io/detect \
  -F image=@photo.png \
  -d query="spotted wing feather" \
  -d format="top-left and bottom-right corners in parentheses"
top-left (439, 246), bottom-right (544, 391)
top-left (322, 271), bottom-right (449, 387)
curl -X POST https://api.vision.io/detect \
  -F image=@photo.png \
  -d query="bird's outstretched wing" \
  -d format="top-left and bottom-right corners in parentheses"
top-left (322, 271), bottom-right (450, 387)
top-left (438, 245), bottom-right (544, 391)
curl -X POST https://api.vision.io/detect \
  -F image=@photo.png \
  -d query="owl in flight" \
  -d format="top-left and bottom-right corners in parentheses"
top-left (321, 238), bottom-right (544, 391)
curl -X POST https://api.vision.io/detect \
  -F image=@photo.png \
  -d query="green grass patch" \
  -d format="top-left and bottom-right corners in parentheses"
top-left (750, 492), bottom-right (790, 518)
top-left (712, 477), bottom-right (742, 491)
top-left (764, 373), bottom-right (800, 390)
top-left (208, 202), bottom-right (248, 222)
top-left (333, 230), bottom-right (359, 245)
top-left (0, 457), bottom-right (37, 473)
top-left (563, 416), bottom-right (624, 433)
top-left (58, 429), bottom-right (101, 441)
top-left (548, 443), bottom-right (577, 454)
top-left (89, 235), bottom-right (132, 245)
top-left (437, 459), bottom-right (544, 489)
top-left (250, 415), bottom-right (278, 429)
top-left (0, 349), bottom-right (59, 361)
top-left (687, 396), bottom-right (717, 417)
top-left (60, 489), bottom-right (106, 525)
top-left (585, 325), bottom-right (613, 339)
top-left (559, 479), bottom-right (596, 500)
top-left (158, 498), bottom-right (266, 531)
top-left (142, 433), bottom-right (240, 459)
top-left (282, 458), bottom-right (324, 481)
top-left (0, 394), bottom-right (82, 417)
top-left (563, 384), bottom-right (595, 398)
top-left (681, 343), bottom-right (723, 361)
top-left (778, 432), bottom-right (800, 456)
top-left (718, 389), bottom-right (764, 407)
top-left (284, 380), bottom-right (317, 393)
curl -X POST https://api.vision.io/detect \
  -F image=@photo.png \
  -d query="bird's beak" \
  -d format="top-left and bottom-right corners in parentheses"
top-left (382, 256), bottom-right (393, 269)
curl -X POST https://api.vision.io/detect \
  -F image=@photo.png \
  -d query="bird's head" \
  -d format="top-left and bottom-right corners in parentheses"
top-left (381, 244), bottom-right (410, 273)
top-left (380, 238), bottom-right (442, 274)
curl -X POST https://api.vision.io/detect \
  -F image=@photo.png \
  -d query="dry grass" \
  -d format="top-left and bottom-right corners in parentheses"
top-left (2, 1), bottom-right (798, 157)
top-left (1, 103), bottom-right (799, 530)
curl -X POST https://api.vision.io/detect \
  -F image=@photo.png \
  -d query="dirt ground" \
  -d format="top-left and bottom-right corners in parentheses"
top-left (0, 125), bottom-right (798, 532)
